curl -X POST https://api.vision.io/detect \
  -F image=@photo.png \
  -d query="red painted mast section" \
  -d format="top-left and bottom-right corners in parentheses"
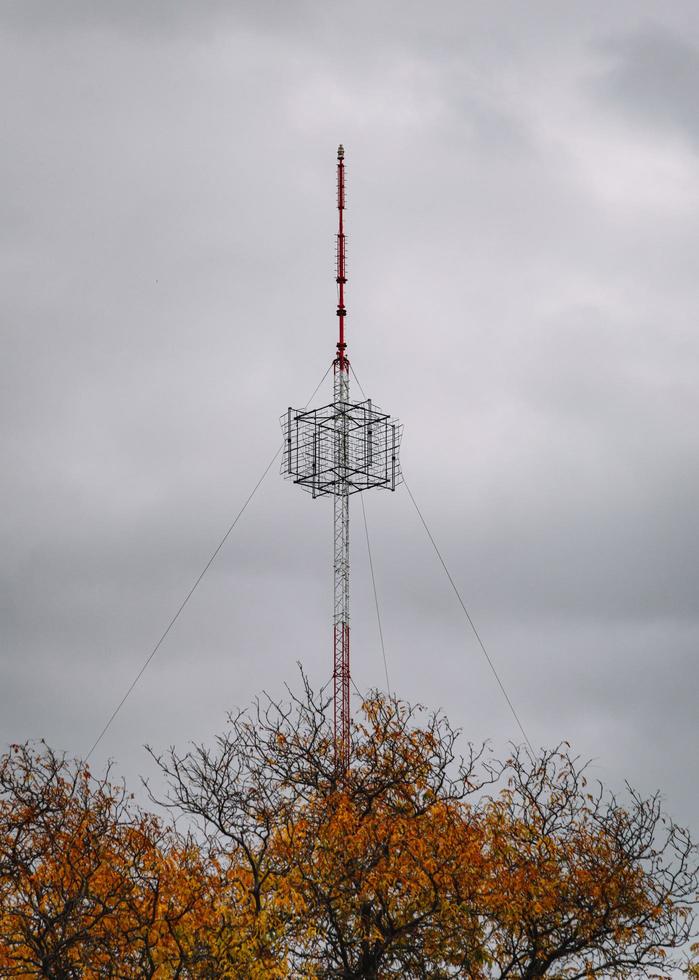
top-left (336, 144), bottom-right (348, 369)
top-left (333, 144), bottom-right (350, 773)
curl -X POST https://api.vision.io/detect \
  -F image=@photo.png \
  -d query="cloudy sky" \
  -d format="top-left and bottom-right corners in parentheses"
top-left (1, 1), bottom-right (698, 830)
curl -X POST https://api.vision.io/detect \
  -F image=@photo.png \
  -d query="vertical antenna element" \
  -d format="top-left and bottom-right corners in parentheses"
top-left (336, 144), bottom-right (348, 370)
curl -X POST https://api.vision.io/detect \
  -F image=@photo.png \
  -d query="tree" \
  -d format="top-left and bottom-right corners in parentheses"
top-left (149, 680), bottom-right (493, 977)
top-left (0, 743), bottom-right (220, 978)
top-left (473, 744), bottom-right (697, 978)
top-left (151, 679), bottom-right (698, 979)
top-left (0, 741), bottom-right (142, 976)
top-left (269, 694), bottom-right (493, 977)
top-left (2, 682), bottom-right (696, 978)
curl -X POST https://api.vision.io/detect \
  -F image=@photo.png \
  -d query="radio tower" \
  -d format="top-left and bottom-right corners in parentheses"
top-left (282, 146), bottom-right (402, 772)
top-left (333, 143), bottom-right (351, 771)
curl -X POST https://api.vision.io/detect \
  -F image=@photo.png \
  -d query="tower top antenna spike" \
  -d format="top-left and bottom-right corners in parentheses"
top-left (335, 145), bottom-right (348, 370)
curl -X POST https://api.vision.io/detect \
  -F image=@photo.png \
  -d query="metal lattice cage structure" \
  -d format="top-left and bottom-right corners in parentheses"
top-left (282, 397), bottom-right (402, 497)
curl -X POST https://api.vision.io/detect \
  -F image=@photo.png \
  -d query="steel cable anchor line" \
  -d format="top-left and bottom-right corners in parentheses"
top-left (281, 146), bottom-right (403, 773)
top-left (85, 365), bottom-right (333, 763)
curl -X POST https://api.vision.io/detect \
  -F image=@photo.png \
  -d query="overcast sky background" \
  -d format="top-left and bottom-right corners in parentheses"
top-left (1, 1), bottom-right (698, 832)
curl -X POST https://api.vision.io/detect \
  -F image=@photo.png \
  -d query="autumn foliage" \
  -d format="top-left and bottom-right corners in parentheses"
top-left (0, 682), bottom-right (696, 978)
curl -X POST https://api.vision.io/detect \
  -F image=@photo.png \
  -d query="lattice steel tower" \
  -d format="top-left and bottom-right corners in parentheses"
top-left (282, 146), bottom-right (402, 771)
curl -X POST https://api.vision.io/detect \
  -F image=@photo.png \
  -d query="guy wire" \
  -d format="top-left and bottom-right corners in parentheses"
top-left (85, 365), bottom-right (332, 761)
top-left (402, 475), bottom-right (534, 754)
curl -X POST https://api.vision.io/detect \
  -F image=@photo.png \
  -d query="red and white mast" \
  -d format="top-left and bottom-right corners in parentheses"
top-left (333, 144), bottom-right (350, 772)
top-left (281, 146), bottom-right (402, 776)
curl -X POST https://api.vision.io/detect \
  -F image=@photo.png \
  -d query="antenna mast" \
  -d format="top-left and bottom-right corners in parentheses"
top-left (333, 144), bottom-right (350, 770)
top-left (336, 144), bottom-right (348, 370)
top-left (281, 147), bottom-right (402, 775)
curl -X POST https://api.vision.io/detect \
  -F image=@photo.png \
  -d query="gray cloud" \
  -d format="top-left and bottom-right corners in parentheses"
top-left (0, 0), bottom-right (312, 41)
top-left (596, 27), bottom-right (699, 147)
